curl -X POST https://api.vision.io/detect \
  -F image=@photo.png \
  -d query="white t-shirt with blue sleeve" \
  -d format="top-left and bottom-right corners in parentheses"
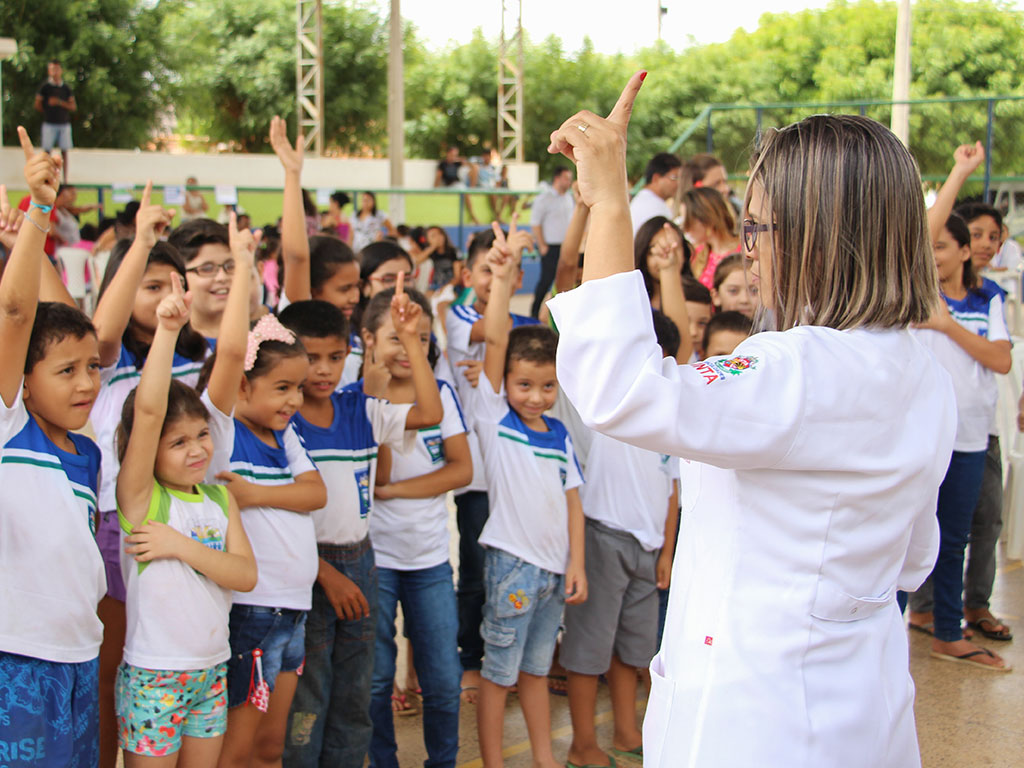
top-left (0, 386), bottom-right (105, 662)
top-left (290, 389), bottom-right (412, 547)
top-left (202, 390), bottom-right (320, 610)
top-left (914, 280), bottom-right (1010, 452)
top-left (371, 380), bottom-right (467, 570)
top-left (470, 380), bottom-right (583, 574)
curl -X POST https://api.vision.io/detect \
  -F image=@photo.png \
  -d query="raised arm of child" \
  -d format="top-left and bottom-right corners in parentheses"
top-left (657, 480), bottom-right (679, 590)
top-left (270, 116), bottom-right (312, 304)
top-left (649, 225), bottom-right (694, 363)
top-left (0, 129), bottom-right (60, 408)
top-left (927, 142), bottom-right (984, 244)
top-left (119, 278), bottom-right (258, 590)
top-left (115, 274), bottom-right (189, 527)
top-left (483, 220), bottom-right (534, 393)
top-left (92, 180), bottom-right (175, 365)
top-left (205, 212), bottom-right (257, 416)
top-left (565, 487), bottom-right (587, 604)
top-left (0, 184), bottom-right (74, 308)
top-left (553, 189), bottom-right (589, 294)
top-left (393, 273), bottom-right (445, 429)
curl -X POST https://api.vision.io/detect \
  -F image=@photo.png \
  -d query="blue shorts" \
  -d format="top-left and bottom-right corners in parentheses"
top-left (480, 548), bottom-right (565, 687)
top-left (0, 651), bottom-right (98, 768)
top-left (226, 605), bottom-right (306, 708)
top-left (40, 123), bottom-right (72, 152)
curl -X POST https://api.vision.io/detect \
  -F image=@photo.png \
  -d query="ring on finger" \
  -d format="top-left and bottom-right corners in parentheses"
top-left (577, 122), bottom-right (590, 134)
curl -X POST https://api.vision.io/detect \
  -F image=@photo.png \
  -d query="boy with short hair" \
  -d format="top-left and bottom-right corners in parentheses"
top-left (278, 298), bottom-right (442, 767)
top-left (472, 225), bottom-right (586, 768)
top-left (0, 129), bottom-right (105, 767)
top-left (167, 218), bottom-right (232, 340)
top-left (562, 309), bottom-right (682, 768)
top-left (703, 310), bottom-right (753, 359)
top-left (445, 229), bottom-right (539, 699)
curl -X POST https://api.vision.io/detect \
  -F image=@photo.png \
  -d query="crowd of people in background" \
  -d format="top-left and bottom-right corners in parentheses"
top-left (1, 75), bottom-right (1022, 768)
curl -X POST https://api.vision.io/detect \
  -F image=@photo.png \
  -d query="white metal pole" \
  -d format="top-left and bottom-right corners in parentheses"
top-left (891, 0), bottom-right (912, 146)
top-left (388, 0), bottom-right (405, 224)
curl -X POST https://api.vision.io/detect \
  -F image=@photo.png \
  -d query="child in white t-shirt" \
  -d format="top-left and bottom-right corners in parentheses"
top-left (114, 273), bottom-right (257, 763)
top-left (277, 291), bottom-right (444, 766)
top-left (0, 134), bottom-right (105, 767)
top-left (356, 285), bottom-right (470, 767)
top-left (199, 216), bottom-right (329, 764)
top-left (473, 222), bottom-right (587, 768)
top-left (561, 309), bottom-right (681, 768)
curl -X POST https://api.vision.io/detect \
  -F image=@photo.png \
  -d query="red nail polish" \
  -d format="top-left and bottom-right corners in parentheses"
top-left (640, 71), bottom-right (648, 81)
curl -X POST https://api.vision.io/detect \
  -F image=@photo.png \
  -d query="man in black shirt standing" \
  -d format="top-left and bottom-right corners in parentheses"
top-left (34, 59), bottom-right (76, 180)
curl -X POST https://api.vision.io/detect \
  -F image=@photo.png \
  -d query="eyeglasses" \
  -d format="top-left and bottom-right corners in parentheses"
top-left (370, 273), bottom-right (402, 285)
top-left (186, 259), bottom-right (236, 277)
top-left (742, 219), bottom-right (771, 252)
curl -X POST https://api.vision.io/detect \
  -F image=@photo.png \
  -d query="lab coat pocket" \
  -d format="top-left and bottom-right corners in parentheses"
top-left (810, 580), bottom-right (895, 622)
top-left (642, 653), bottom-right (676, 768)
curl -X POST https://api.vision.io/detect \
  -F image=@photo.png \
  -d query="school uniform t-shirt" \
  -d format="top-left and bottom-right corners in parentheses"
top-left (371, 380), bottom-right (467, 570)
top-left (119, 481), bottom-right (232, 670)
top-left (470, 381), bottom-right (583, 574)
top-left (0, 387), bottom-right (104, 663)
top-left (202, 391), bottom-right (320, 610)
top-left (291, 389), bottom-right (412, 546)
top-left (94, 345), bottom-right (205, 512)
top-left (580, 431), bottom-right (678, 552)
top-left (914, 282), bottom-right (1009, 452)
top-left (445, 304), bottom-right (539, 494)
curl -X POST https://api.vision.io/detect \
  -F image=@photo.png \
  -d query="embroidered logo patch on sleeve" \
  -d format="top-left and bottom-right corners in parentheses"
top-left (691, 355), bottom-right (760, 385)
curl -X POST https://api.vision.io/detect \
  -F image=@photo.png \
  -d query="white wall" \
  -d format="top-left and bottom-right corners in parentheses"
top-left (0, 147), bottom-right (538, 191)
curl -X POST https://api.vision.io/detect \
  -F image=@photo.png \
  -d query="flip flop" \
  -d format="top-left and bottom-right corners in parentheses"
top-left (566, 755), bottom-right (617, 768)
top-left (548, 673), bottom-right (568, 696)
top-left (610, 745), bottom-right (643, 762)
top-left (930, 647), bottom-right (1012, 672)
top-left (966, 617), bottom-right (1014, 641)
top-left (391, 692), bottom-right (421, 716)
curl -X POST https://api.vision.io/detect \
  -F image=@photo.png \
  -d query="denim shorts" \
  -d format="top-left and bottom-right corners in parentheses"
top-left (480, 548), bottom-right (565, 687)
top-left (226, 605), bottom-right (307, 708)
top-left (116, 662), bottom-right (227, 755)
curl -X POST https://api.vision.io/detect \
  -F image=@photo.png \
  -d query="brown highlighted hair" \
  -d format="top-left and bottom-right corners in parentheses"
top-left (683, 188), bottom-right (736, 240)
top-left (745, 114), bottom-right (936, 331)
top-left (506, 325), bottom-right (558, 375)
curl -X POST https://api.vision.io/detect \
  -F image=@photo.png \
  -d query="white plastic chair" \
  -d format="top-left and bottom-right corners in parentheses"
top-left (1000, 342), bottom-right (1024, 561)
top-left (57, 246), bottom-right (92, 309)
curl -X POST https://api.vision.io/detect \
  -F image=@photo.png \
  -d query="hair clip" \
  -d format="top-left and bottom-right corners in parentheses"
top-left (244, 314), bottom-right (296, 371)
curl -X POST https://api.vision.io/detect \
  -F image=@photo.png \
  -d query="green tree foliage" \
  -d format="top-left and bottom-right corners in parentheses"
top-left (3, 0), bottom-right (1023, 182)
top-left (0, 0), bottom-right (171, 148)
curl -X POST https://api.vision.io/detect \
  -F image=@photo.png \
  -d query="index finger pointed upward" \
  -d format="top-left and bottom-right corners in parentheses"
top-left (17, 127), bottom-right (35, 161)
top-left (141, 180), bottom-right (153, 208)
top-left (171, 271), bottom-right (184, 297)
top-left (607, 70), bottom-right (647, 128)
top-left (396, 270), bottom-right (405, 296)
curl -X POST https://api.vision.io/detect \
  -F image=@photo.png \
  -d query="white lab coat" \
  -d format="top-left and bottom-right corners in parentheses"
top-left (548, 271), bottom-right (957, 768)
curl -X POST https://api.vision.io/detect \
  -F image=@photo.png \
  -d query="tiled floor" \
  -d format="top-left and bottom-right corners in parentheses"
top-left (391, 545), bottom-right (1023, 767)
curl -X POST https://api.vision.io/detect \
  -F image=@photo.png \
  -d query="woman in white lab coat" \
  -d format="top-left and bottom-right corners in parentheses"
top-left (546, 73), bottom-right (957, 768)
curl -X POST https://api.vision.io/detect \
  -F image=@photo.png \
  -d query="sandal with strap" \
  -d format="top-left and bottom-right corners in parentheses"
top-left (966, 616), bottom-right (1013, 641)
top-left (930, 646), bottom-right (1012, 672)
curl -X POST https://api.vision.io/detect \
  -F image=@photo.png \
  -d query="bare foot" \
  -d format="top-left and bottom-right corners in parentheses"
top-left (461, 669), bottom-right (481, 705)
top-left (931, 638), bottom-right (1011, 671)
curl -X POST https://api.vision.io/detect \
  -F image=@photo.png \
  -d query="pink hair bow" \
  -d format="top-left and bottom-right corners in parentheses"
top-left (244, 314), bottom-right (297, 371)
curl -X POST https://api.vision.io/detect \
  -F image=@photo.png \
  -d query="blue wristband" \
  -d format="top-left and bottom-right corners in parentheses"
top-left (29, 200), bottom-right (53, 215)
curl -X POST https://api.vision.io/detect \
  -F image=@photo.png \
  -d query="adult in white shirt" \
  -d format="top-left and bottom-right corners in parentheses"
top-left (629, 152), bottom-right (682, 235)
top-left (530, 166), bottom-right (575, 317)
top-left (547, 73), bottom-right (956, 768)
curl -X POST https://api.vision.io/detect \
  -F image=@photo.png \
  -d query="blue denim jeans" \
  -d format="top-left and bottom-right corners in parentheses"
top-left (284, 538), bottom-right (377, 768)
top-left (455, 491), bottom-right (489, 671)
top-left (910, 449), bottom-right (987, 642)
top-left (369, 563), bottom-right (461, 768)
